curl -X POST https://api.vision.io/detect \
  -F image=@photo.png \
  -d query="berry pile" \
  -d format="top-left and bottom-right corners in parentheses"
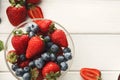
top-left (7, 19), bottom-right (72, 80)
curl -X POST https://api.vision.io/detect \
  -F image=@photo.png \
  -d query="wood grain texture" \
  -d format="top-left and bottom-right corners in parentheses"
top-left (1, 0), bottom-right (120, 79)
top-left (1, 0), bottom-right (120, 33)
top-left (0, 71), bottom-right (119, 80)
top-left (1, 34), bottom-right (120, 71)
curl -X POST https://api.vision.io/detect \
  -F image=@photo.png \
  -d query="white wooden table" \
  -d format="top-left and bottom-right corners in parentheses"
top-left (1, 0), bottom-right (120, 80)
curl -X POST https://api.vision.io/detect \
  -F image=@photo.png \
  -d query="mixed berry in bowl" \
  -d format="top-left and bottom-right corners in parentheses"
top-left (4, 19), bottom-right (74, 80)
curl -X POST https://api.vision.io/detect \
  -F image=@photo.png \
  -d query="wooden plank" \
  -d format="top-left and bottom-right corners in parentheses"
top-left (1, 0), bottom-right (120, 33)
top-left (1, 34), bottom-right (120, 71)
top-left (0, 71), bottom-right (119, 80)
top-left (70, 34), bottom-right (120, 71)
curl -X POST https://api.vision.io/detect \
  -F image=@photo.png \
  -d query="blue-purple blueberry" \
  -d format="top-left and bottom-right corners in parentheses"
top-left (22, 72), bottom-right (31, 80)
top-left (60, 62), bottom-right (68, 71)
top-left (57, 56), bottom-right (65, 63)
top-left (35, 58), bottom-right (44, 69)
top-left (50, 44), bottom-right (59, 53)
top-left (63, 52), bottom-right (72, 61)
top-left (15, 68), bottom-right (24, 77)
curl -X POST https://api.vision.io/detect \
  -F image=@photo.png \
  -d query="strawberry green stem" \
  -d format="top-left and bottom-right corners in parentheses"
top-left (15, 4), bottom-right (22, 8)
top-left (97, 76), bottom-right (102, 80)
top-left (49, 23), bottom-right (56, 33)
top-left (46, 71), bottom-right (61, 80)
top-left (13, 29), bottom-right (24, 36)
top-left (9, 0), bottom-right (16, 6)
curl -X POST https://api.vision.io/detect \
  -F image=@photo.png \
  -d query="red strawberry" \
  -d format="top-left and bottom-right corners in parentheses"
top-left (50, 29), bottom-right (68, 47)
top-left (26, 36), bottom-right (45, 59)
top-left (36, 70), bottom-right (44, 80)
top-left (42, 62), bottom-right (61, 79)
top-left (56, 47), bottom-right (63, 56)
top-left (6, 4), bottom-right (27, 26)
top-left (26, 0), bottom-right (41, 4)
top-left (12, 31), bottom-right (30, 55)
top-left (28, 5), bottom-right (44, 19)
top-left (7, 50), bottom-right (18, 64)
top-left (30, 68), bottom-right (44, 80)
top-left (19, 60), bottom-right (30, 68)
top-left (35, 20), bottom-right (54, 33)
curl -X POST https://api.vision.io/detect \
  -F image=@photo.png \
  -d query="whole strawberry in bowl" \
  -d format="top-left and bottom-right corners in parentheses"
top-left (4, 18), bottom-right (75, 80)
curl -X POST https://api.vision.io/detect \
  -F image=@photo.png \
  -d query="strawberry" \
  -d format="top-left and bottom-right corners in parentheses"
top-left (6, 4), bottom-right (27, 26)
top-left (31, 68), bottom-right (43, 80)
top-left (36, 73), bottom-right (43, 80)
top-left (19, 60), bottom-right (30, 68)
top-left (36, 69), bottom-right (44, 80)
top-left (26, 0), bottom-right (41, 4)
top-left (26, 36), bottom-right (45, 59)
top-left (28, 5), bottom-right (44, 19)
top-left (11, 30), bottom-right (30, 55)
top-left (50, 29), bottom-right (68, 47)
top-left (42, 62), bottom-right (61, 80)
top-left (7, 50), bottom-right (18, 64)
top-left (80, 68), bottom-right (101, 80)
top-left (56, 47), bottom-right (63, 56)
top-left (35, 20), bottom-right (55, 33)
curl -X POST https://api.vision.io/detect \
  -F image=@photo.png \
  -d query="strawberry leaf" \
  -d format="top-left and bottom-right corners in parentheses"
top-left (0, 40), bottom-right (4, 51)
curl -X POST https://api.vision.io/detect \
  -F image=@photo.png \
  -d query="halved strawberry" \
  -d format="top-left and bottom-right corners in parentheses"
top-left (26, 0), bottom-right (41, 4)
top-left (28, 5), bottom-right (44, 19)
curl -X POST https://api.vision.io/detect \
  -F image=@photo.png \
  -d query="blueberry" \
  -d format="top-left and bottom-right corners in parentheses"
top-left (50, 53), bottom-right (56, 61)
top-left (63, 47), bottom-right (71, 53)
top-left (57, 56), bottom-right (65, 63)
top-left (44, 36), bottom-right (51, 42)
top-left (22, 73), bottom-right (31, 80)
top-left (50, 44), bottom-right (59, 53)
top-left (12, 63), bottom-right (19, 71)
top-left (20, 54), bottom-right (26, 61)
top-left (41, 52), bottom-right (50, 61)
top-left (29, 31), bottom-right (35, 38)
top-left (29, 61), bottom-right (35, 68)
top-left (30, 22), bottom-right (39, 33)
top-left (26, 27), bottom-right (31, 33)
top-left (24, 67), bottom-right (30, 73)
top-left (60, 62), bottom-right (68, 71)
top-left (35, 58), bottom-right (44, 69)
top-left (63, 53), bottom-right (72, 61)
top-left (15, 68), bottom-right (24, 77)
top-left (46, 42), bottom-right (53, 49)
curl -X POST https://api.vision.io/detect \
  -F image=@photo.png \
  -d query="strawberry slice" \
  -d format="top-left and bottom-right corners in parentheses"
top-left (80, 68), bottom-right (101, 80)
top-left (28, 5), bottom-right (44, 19)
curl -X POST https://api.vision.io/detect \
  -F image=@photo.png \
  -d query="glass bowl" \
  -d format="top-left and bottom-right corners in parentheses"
top-left (4, 18), bottom-right (75, 80)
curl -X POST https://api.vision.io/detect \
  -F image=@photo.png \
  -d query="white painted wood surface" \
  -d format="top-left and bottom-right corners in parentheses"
top-left (1, 0), bottom-right (120, 80)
